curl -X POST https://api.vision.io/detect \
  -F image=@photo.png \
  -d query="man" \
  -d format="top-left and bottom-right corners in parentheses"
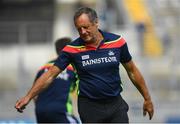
top-left (15, 7), bottom-right (154, 123)
top-left (33, 38), bottom-right (79, 123)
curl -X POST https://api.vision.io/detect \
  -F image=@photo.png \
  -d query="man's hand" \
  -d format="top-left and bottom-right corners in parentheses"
top-left (143, 99), bottom-right (154, 120)
top-left (15, 96), bottom-right (30, 113)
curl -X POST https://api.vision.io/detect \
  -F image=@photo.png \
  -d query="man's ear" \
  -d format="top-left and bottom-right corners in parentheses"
top-left (95, 19), bottom-right (98, 27)
top-left (96, 22), bottom-right (98, 27)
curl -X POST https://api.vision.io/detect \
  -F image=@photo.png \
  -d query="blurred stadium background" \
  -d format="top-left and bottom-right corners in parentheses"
top-left (0, 0), bottom-right (180, 123)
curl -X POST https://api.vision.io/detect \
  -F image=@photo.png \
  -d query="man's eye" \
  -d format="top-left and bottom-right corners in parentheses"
top-left (84, 26), bottom-right (90, 29)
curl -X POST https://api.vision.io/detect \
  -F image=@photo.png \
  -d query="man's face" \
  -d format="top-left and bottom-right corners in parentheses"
top-left (74, 14), bottom-right (98, 44)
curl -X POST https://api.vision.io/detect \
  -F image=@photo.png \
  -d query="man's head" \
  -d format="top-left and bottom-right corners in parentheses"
top-left (55, 37), bottom-right (71, 55)
top-left (74, 7), bottom-right (99, 44)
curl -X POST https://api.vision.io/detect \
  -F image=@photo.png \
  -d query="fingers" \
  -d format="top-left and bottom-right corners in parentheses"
top-left (15, 101), bottom-right (22, 113)
top-left (143, 107), bottom-right (154, 120)
top-left (148, 111), bottom-right (152, 120)
top-left (16, 105), bottom-right (26, 113)
top-left (148, 108), bottom-right (154, 120)
top-left (17, 108), bottom-right (23, 113)
top-left (15, 100), bottom-right (26, 113)
top-left (143, 100), bottom-right (154, 120)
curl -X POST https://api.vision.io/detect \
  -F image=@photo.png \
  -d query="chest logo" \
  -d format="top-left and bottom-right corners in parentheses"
top-left (108, 50), bottom-right (115, 56)
top-left (81, 55), bottom-right (89, 60)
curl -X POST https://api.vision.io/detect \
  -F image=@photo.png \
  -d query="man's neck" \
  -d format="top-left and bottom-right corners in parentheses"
top-left (86, 31), bottom-right (103, 48)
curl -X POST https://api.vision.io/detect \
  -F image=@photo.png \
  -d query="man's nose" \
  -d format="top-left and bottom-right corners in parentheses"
top-left (80, 28), bottom-right (86, 34)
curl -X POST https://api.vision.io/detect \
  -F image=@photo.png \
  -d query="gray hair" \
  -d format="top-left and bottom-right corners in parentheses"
top-left (74, 7), bottom-right (98, 24)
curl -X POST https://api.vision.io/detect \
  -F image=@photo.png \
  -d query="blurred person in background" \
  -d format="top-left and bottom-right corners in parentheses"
top-left (136, 21), bottom-right (146, 56)
top-left (15, 7), bottom-right (154, 123)
top-left (33, 37), bottom-right (79, 123)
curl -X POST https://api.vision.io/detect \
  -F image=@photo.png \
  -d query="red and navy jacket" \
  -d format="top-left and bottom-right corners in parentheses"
top-left (34, 59), bottom-right (77, 114)
top-left (54, 30), bottom-right (132, 99)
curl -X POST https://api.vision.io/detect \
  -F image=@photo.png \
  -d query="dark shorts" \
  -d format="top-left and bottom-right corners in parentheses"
top-left (78, 95), bottom-right (129, 123)
top-left (35, 111), bottom-right (79, 123)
